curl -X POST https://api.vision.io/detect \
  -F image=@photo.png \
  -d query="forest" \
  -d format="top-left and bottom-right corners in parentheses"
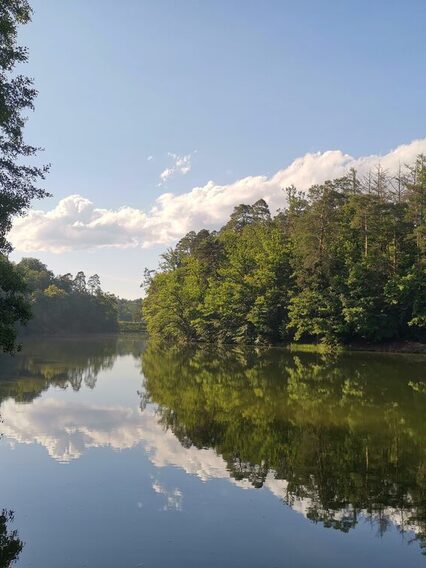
top-left (10, 258), bottom-right (143, 338)
top-left (15, 258), bottom-right (117, 334)
top-left (143, 158), bottom-right (426, 346)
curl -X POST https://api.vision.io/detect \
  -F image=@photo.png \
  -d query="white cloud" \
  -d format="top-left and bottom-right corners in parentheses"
top-left (147, 155), bottom-right (153, 161)
top-left (10, 139), bottom-right (426, 253)
top-left (159, 152), bottom-right (193, 184)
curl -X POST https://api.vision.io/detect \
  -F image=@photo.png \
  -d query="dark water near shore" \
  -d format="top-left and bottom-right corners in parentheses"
top-left (0, 335), bottom-right (425, 567)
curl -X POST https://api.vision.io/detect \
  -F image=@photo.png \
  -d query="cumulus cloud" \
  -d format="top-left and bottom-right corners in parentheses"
top-left (159, 152), bottom-right (193, 184)
top-left (10, 139), bottom-right (426, 253)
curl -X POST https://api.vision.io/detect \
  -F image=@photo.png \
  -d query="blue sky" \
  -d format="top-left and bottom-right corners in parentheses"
top-left (11, 0), bottom-right (426, 297)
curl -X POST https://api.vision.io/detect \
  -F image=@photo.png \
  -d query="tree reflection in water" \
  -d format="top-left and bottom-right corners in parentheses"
top-left (141, 344), bottom-right (426, 554)
top-left (0, 510), bottom-right (23, 568)
top-left (0, 334), bottom-right (146, 404)
top-left (0, 337), bottom-right (424, 557)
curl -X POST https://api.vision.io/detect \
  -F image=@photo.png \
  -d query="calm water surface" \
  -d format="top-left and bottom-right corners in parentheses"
top-left (0, 335), bottom-right (425, 567)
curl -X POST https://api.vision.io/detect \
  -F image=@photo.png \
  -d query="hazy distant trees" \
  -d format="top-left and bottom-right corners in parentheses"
top-left (143, 158), bottom-right (426, 346)
top-left (16, 259), bottom-right (118, 334)
top-left (0, 1), bottom-right (49, 352)
top-left (117, 297), bottom-right (143, 323)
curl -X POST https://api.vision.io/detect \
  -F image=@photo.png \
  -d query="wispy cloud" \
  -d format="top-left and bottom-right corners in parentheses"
top-left (159, 152), bottom-right (193, 184)
top-left (10, 139), bottom-right (426, 253)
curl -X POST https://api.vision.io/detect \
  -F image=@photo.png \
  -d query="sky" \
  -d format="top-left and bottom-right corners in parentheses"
top-left (9, 0), bottom-right (426, 298)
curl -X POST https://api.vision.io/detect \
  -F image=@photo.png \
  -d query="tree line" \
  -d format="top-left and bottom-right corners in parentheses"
top-left (143, 158), bottom-right (426, 346)
top-left (12, 257), bottom-right (144, 337)
top-left (15, 258), bottom-right (117, 334)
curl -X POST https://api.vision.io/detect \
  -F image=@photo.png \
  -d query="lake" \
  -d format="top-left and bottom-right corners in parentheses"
top-left (0, 335), bottom-right (425, 567)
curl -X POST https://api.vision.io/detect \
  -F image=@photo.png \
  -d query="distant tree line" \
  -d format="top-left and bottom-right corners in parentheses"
top-left (117, 298), bottom-right (144, 323)
top-left (143, 157), bottom-right (426, 346)
top-left (117, 298), bottom-right (145, 333)
top-left (15, 258), bottom-right (118, 334)
top-left (9, 258), bottom-right (144, 338)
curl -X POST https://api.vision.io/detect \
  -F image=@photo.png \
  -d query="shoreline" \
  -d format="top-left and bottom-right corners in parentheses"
top-left (346, 340), bottom-right (426, 355)
top-left (16, 332), bottom-right (426, 355)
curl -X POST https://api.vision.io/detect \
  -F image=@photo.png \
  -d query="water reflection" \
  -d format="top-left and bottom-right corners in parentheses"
top-left (141, 344), bottom-right (426, 553)
top-left (1, 338), bottom-right (425, 558)
top-left (0, 335), bottom-right (147, 462)
top-left (0, 335), bottom-right (145, 403)
top-left (0, 510), bottom-right (23, 568)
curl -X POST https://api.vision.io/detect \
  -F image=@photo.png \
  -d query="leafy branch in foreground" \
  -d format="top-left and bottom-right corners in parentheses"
top-left (0, 1), bottom-right (50, 352)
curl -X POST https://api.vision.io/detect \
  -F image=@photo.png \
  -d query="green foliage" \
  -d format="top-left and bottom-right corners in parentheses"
top-left (15, 258), bottom-right (118, 335)
top-left (117, 297), bottom-right (143, 323)
top-left (0, 254), bottom-right (30, 352)
top-left (0, 1), bottom-right (49, 352)
top-left (118, 320), bottom-right (146, 333)
top-left (144, 159), bottom-right (426, 346)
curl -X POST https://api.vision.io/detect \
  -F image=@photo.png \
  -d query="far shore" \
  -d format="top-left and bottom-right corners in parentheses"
top-left (12, 332), bottom-right (426, 356)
